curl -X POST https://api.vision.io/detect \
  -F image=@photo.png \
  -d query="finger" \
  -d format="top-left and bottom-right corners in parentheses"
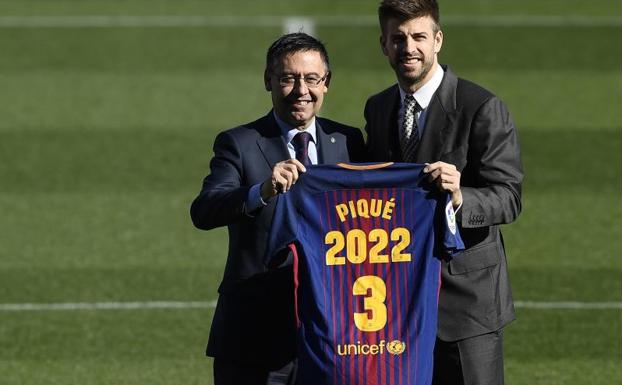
top-left (278, 168), bottom-right (294, 187)
top-left (442, 175), bottom-right (461, 191)
top-left (427, 169), bottom-right (442, 182)
top-left (423, 161), bottom-right (445, 173)
top-left (282, 165), bottom-right (300, 189)
top-left (278, 169), bottom-right (294, 192)
top-left (440, 162), bottom-right (456, 171)
top-left (289, 166), bottom-right (300, 184)
top-left (441, 181), bottom-right (459, 193)
top-left (272, 163), bottom-right (303, 193)
top-left (424, 161), bottom-right (456, 173)
top-left (441, 170), bottom-right (461, 185)
top-left (273, 176), bottom-right (287, 193)
top-left (287, 158), bottom-right (307, 173)
top-left (423, 163), bottom-right (436, 173)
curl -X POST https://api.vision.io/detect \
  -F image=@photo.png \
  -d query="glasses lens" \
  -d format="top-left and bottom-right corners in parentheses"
top-left (304, 76), bottom-right (321, 86)
top-left (277, 74), bottom-right (326, 88)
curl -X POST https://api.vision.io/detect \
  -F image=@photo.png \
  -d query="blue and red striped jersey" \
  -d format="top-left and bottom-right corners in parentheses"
top-left (266, 162), bottom-right (464, 385)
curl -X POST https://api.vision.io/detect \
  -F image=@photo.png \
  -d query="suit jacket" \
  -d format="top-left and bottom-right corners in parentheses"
top-left (190, 111), bottom-right (365, 368)
top-left (364, 66), bottom-right (523, 341)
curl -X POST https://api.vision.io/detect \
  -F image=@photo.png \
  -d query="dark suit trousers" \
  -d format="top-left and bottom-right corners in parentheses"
top-left (433, 330), bottom-right (504, 385)
top-left (214, 358), bottom-right (297, 385)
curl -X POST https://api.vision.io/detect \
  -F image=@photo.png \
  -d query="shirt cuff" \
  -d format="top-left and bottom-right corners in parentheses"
top-left (245, 183), bottom-right (269, 216)
top-left (454, 201), bottom-right (463, 214)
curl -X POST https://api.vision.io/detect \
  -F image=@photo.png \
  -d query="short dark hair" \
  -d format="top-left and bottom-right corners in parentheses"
top-left (265, 32), bottom-right (330, 73)
top-left (378, 0), bottom-right (441, 34)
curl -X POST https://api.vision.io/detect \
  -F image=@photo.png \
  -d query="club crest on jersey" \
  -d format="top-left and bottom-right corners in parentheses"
top-left (387, 340), bottom-right (406, 355)
top-left (445, 201), bottom-right (457, 235)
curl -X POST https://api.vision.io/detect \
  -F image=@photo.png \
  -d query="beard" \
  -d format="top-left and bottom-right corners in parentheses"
top-left (394, 55), bottom-right (435, 89)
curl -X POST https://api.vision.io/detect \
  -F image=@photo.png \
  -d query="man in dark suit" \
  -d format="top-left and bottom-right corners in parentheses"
top-left (365, 1), bottom-right (523, 384)
top-left (190, 33), bottom-right (364, 385)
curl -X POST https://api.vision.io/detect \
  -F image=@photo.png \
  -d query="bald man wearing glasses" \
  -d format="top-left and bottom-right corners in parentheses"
top-left (190, 33), bottom-right (364, 385)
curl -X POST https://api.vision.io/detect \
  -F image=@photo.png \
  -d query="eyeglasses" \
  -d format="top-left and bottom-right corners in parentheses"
top-left (275, 73), bottom-right (329, 88)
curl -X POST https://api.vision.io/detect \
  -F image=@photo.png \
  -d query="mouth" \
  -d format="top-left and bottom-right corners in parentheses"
top-left (291, 100), bottom-right (312, 107)
top-left (399, 56), bottom-right (423, 66)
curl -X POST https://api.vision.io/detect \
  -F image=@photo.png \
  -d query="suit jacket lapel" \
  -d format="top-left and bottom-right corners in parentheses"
top-left (415, 66), bottom-right (459, 163)
top-left (256, 111), bottom-right (290, 168)
top-left (385, 87), bottom-right (402, 162)
top-left (317, 119), bottom-right (344, 164)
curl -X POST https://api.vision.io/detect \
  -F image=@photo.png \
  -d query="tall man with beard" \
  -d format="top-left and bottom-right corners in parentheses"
top-left (191, 33), bottom-right (364, 385)
top-left (364, 1), bottom-right (523, 384)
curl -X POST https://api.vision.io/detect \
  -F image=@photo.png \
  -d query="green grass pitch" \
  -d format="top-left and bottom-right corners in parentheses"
top-left (0, 1), bottom-right (621, 384)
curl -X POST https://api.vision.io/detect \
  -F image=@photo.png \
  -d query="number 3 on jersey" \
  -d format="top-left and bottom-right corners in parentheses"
top-left (353, 275), bottom-right (387, 332)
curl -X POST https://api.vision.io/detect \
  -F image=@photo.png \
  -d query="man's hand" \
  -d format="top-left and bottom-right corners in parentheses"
top-left (424, 161), bottom-right (462, 208)
top-left (260, 159), bottom-right (307, 200)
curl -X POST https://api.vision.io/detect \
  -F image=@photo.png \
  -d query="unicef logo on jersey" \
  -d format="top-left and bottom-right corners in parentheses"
top-left (336, 339), bottom-right (407, 356)
top-left (445, 201), bottom-right (457, 235)
top-left (387, 340), bottom-right (406, 355)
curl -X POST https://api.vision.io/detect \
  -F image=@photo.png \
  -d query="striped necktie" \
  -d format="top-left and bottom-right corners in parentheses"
top-left (292, 131), bottom-right (312, 166)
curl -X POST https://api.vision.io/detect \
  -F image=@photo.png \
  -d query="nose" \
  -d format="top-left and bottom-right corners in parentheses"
top-left (403, 36), bottom-right (417, 54)
top-left (292, 77), bottom-right (309, 95)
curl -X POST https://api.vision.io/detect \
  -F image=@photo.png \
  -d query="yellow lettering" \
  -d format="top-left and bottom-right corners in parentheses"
top-left (360, 344), bottom-right (370, 355)
top-left (335, 340), bottom-right (392, 356)
top-left (391, 227), bottom-right (412, 262)
top-left (368, 229), bottom-right (389, 263)
top-left (353, 275), bottom-right (387, 332)
top-left (337, 344), bottom-right (348, 356)
top-left (333, 197), bottom-right (398, 222)
top-left (348, 200), bottom-right (358, 219)
top-left (346, 229), bottom-right (367, 264)
top-left (335, 204), bottom-right (349, 223)
top-left (325, 227), bottom-right (412, 266)
top-left (347, 344), bottom-right (356, 355)
top-left (369, 199), bottom-right (382, 217)
top-left (325, 231), bottom-right (346, 265)
top-left (381, 198), bottom-right (396, 220)
top-left (378, 340), bottom-right (386, 354)
top-left (356, 199), bottom-right (370, 218)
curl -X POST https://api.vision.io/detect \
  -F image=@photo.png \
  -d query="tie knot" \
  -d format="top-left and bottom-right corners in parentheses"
top-left (293, 131), bottom-right (312, 148)
top-left (404, 94), bottom-right (418, 111)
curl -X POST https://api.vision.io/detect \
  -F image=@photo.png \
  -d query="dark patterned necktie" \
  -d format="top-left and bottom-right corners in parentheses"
top-left (292, 131), bottom-right (312, 166)
top-left (400, 94), bottom-right (420, 162)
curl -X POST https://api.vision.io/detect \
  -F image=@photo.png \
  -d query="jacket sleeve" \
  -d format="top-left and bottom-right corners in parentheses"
top-left (458, 96), bottom-right (524, 228)
top-left (190, 130), bottom-right (251, 230)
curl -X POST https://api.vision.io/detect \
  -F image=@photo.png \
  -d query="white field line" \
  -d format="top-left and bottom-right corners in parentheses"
top-left (0, 300), bottom-right (620, 312)
top-left (0, 15), bottom-right (621, 28)
top-left (514, 301), bottom-right (622, 310)
top-left (0, 300), bottom-right (217, 311)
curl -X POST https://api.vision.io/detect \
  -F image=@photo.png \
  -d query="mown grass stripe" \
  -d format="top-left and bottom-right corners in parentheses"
top-left (1, 300), bottom-right (621, 311)
top-left (0, 301), bottom-right (217, 311)
top-left (1, 15), bottom-right (621, 28)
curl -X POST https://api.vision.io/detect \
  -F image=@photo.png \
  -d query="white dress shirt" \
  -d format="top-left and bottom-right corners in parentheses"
top-left (397, 64), bottom-right (445, 138)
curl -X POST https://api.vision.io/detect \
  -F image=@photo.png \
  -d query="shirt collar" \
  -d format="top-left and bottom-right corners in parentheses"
top-left (273, 111), bottom-right (318, 144)
top-left (398, 63), bottom-right (445, 109)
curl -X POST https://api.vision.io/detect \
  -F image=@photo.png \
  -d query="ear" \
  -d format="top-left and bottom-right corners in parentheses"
top-left (264, 69), bottom-right (272, 91)
top-left (323, 71), bottom-right (332, 90)
top-left (434, 30), bottom-right (443, 54)
top-left (380, 34), bottom-right (388, 56)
